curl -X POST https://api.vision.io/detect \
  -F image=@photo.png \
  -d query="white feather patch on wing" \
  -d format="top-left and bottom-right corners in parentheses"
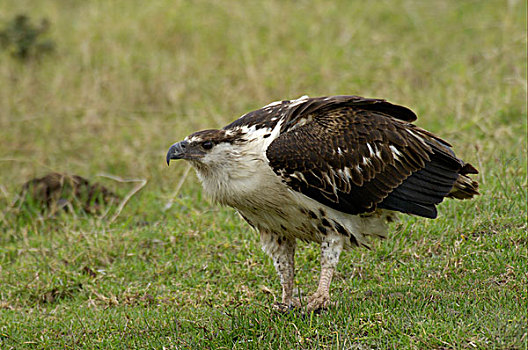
top-left (389, 145), bottom-right (402, 161)
top-left (406, 129), bottom-right (427, 146)
top-left (288, 95), bottom-right (309, 107)
top-left (263, 100), bottom-right (282, 108)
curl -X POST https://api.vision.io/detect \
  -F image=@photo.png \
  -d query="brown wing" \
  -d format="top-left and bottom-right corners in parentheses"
top-left (266, 105), bottom-right (465, 218)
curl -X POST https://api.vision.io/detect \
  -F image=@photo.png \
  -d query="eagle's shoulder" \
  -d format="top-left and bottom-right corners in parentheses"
top-left (223, 95), bottom-right (417, 135)
top-left (222, 98), bottom-right (295, 132)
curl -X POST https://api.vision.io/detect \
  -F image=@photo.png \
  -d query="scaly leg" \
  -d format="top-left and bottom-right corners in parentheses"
top-left (306, 234), bottom-right (344, 312)
top-left (260, 231), bottom-right (299, 309)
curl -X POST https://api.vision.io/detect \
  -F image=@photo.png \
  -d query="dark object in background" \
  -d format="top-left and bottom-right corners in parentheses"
top-left (0, 14), bottom-right (55, 60)
top-left (18, 173), bottom-right (119, 215)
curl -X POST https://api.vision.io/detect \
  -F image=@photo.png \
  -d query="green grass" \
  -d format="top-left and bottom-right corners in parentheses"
top-left (0, 0), bottom-right (526, 348)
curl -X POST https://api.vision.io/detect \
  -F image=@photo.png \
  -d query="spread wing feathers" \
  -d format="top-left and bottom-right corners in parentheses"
top-left (266, 105), bottom-right (467, 218)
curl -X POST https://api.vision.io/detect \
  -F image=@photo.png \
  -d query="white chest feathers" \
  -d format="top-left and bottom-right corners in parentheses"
top-left (195, 151), bottom-right (288, 209)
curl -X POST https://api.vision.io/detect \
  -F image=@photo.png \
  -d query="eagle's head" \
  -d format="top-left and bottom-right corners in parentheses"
top-left (166, 129), bottom-right (246, 171)
top-left (166, 125), bottom-right (283, 205)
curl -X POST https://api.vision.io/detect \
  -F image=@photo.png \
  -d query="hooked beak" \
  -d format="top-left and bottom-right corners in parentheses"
top-left (166, 140), bottom-right (189, 166)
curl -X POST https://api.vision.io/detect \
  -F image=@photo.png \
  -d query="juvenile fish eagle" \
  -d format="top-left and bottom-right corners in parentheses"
top-left (166, 95), bottom-right (479, 312)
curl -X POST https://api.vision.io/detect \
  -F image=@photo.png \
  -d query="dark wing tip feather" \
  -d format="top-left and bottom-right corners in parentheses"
top-left (379, 194), bottom-right (438, 219)
top-left (379, 137), bottom-right (479, 217)
top-left (460, 163), bottom-right (479, 174)
top-left (355, 99), bottom-right (418, 122)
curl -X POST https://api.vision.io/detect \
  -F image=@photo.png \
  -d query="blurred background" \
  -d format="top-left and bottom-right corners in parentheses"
top-left (0, 1), bottom-right (526, 347)
top-left (0, 0), bottom-right (525, 197)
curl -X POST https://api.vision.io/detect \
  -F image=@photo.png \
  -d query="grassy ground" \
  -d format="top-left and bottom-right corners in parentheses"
top-left (0, 0), bottom-right (526, 348)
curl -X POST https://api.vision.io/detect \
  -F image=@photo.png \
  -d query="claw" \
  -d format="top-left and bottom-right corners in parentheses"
top-left (272, 302), bottom-right (296, 314)
top-left (305, 291), bottom-right (330, 312)
top-left (272, 297), bottom-right (302, 314)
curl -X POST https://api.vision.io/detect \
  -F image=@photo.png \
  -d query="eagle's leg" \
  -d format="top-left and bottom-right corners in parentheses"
top-left (306, 234), bottom-right (344, 312)
top-left (260, 231), bottom-right (299, 310)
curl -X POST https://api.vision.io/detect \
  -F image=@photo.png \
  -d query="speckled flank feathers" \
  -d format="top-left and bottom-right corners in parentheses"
top-left (166, 95), bottom-right (479, 311)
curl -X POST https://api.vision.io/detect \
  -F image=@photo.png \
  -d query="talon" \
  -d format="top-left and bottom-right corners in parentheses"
top-left (289, 297), bottom-right (302, 308)
top-left (305, 292), bottom-right (330, 312)
top-left (273, 297), bottom-right (302, 314)
top-left (272, 302), bottom-right (295, 314)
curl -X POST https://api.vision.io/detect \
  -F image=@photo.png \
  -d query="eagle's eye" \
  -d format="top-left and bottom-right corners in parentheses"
top-left (201, 141), bottom-right (213, 150)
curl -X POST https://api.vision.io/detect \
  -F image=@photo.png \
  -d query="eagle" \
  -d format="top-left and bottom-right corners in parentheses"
top-left (166, 95), bottom-right (479, 312)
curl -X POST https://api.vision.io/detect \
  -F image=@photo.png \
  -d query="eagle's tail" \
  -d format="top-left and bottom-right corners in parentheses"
top-left (447, 163), bottom-right (479, 200)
